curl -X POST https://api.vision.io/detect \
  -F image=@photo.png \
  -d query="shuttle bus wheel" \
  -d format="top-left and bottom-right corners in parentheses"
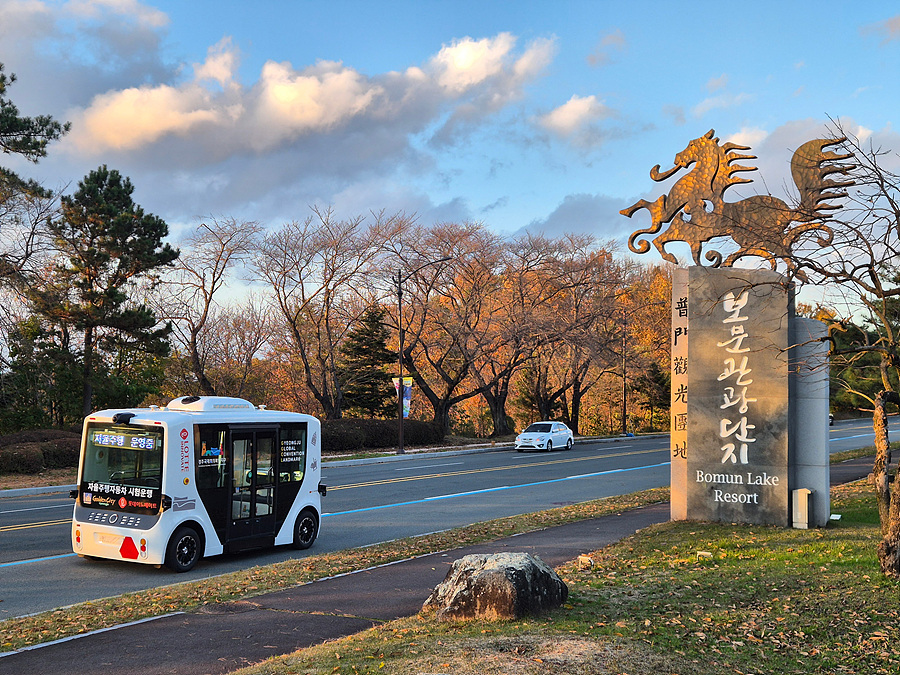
top-left (165, 526), bottom-right (201, 572)
top-left (292, 509), bottom-right (319, 550)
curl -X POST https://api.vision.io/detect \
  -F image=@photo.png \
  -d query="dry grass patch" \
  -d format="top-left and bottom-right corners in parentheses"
top-left (237, 620), bottom-right (705, 675)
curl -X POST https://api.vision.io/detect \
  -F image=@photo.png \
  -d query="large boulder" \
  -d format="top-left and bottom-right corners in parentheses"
top-left (422, 552), bottom-right (568, 621)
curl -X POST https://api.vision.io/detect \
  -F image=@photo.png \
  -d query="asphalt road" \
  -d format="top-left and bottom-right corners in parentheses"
top-left (0, 417), bottom-right (893, 620)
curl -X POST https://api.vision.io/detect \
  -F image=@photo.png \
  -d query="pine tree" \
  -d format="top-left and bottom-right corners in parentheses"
top-left (25, 166), bottom-right (179, 415)
top-left (0, 62), bottom-right (69, 280)
top-left (0, 62), bottom-right (69, 162)
top-left (339, 306), bottom-right (396, 418)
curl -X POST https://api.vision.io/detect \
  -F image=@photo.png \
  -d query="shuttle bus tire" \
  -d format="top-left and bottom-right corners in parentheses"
top-left (292, 509), bottom-right (319, 550)
top-left (165, 526), bottom-right (202, 572)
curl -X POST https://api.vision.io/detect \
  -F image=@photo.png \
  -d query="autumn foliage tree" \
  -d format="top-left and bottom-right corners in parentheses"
top-left (253, 208), bottom-right (397, 419)
top-left (154, 217), bottom-right (262, 396)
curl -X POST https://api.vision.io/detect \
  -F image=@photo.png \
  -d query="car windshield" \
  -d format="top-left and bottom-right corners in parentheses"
top-left (524, 423), bottom-right (552, 433)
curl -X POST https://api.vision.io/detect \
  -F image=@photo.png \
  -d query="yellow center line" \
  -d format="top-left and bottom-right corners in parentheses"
top-left (1, 518), bottom-right (71, 533)
top-left (327, 447), bottom-right (664, 491)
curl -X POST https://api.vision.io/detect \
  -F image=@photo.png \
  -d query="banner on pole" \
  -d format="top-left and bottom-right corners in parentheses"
top-left (393, 377), bottom-right (414, 418)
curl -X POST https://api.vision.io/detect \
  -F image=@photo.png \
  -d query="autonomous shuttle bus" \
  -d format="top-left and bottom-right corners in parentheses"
top-left (70, 396), bottom-right (325, 572)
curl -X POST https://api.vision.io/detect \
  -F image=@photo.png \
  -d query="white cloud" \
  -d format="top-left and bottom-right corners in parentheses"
top-left (430, 33), bottom-right (516, 93)
top-left (68, 83), bottom-right (221, 151)
top-left (0, 0), bottom-right (53, 27)
top-left (426, 32), bottom-right (553, 97)
top-left (692, 92), bottom-right (752, 118)
top-left (64, 31), bottom-right (555, 156)
top-left (726, 127), bottom-right (769, 149)
top-left (426, 35), bottom-right (555, 147)
top-left (539, 95), bottom-right (610, 137)
top-left (0, 0), bottom-right (176, 116)
top-left (246, 60), bottom-right (385, 148)
top-left (193, 37), bottom-right (238, 87)
top-left (65, 0), bottom-right (169, 28)
top-left (512, 36), bottom-right (556, 82)
top-left (706, 74), bottom-right (728, 92)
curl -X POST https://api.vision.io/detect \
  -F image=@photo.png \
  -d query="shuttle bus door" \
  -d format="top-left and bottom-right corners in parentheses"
top-left (228, 429), bottom-right (277, 551)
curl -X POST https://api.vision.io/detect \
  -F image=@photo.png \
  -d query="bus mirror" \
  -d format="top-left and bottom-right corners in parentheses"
top-left (318, 483), bottom-right (327, 496)
top-left (69, 489), bottom-right (78, 500)
top-left (162, 495), bottom-right (172, 511)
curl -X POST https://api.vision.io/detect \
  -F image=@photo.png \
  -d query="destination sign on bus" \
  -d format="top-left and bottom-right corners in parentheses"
top-left (91, 430), bottom-right (158, 450)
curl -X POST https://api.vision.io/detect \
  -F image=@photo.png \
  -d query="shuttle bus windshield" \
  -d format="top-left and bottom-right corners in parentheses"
top-left (80, 423), bottom-right (164, 514)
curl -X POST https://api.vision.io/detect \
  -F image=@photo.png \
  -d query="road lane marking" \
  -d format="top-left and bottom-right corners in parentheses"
top-left (323, 461), bottom-right (670, 517)
top-left (1, 518), bottom-right (70, 532)
top-left (1, 503), bottom-right (72, 515)
top-left (0, 553), bottom-right (75, 568)
top-left (394, 462), bottom-right (464, 471)
top-left (327, 446), bottom-right (657, 491)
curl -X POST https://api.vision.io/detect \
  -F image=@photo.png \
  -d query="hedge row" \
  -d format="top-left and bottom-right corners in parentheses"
top-left (0, 431), bottom-right (81, 475)
top-left (321, 418), bottom-right (444, 454)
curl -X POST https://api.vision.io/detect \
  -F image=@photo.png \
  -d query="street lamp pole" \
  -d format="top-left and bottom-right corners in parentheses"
top-left (395, 257), bottom-right (450, 455)
top-left (622, 306), bottom-right (627, 436)
top-left (396, 268), bottom-right (406, 455)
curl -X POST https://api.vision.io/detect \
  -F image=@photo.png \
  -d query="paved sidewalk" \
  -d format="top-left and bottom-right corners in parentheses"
top-left (0, 455), bottom-right (874, 675)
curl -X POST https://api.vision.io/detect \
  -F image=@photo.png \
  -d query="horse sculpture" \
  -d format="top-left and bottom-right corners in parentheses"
top-left (621, 130), bottom-right (854, 273)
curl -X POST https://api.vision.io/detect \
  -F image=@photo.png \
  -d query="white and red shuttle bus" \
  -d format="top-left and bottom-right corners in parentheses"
top-left (70, 396), bottom-right (325, 572)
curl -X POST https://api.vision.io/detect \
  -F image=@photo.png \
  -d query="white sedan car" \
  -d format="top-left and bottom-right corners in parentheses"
top-left (515, 421), bottom-right (574, 452)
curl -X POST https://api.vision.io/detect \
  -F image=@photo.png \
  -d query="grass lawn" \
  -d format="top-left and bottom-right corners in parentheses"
top-left (231, 480), bottom-right (899, 675)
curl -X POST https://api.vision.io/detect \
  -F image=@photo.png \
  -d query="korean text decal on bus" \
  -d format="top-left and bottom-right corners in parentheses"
top-left (71, 396), bottom-right (326, 572)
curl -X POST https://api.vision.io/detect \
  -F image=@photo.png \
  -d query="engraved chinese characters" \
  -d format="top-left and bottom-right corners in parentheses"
top-left (670, 282), bottom-right (689, 520)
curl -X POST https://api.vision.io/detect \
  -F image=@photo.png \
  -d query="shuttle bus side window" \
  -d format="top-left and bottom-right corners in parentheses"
top-left (279, 424), bottom-right (307, 484)
top-left (196, 426), bottom-right (228, 489)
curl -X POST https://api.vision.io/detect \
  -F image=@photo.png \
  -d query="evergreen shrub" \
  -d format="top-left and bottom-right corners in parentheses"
top-left (40, 437), bottom-right (81, 469)
top-left (321, 423), bottom-right (366, 454)
top-left (321, 419), bottom-right (444, 454)
top-left (0, 443), bottom-right (44, 474)
top-left (0, 430), bottom-right (82, 474)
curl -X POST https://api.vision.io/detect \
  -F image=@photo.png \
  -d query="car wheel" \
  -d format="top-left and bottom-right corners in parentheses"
top-left (516, 447), bottom-right (524, 453)
top-left (292, 508), bottom-right (319, 550)
top-left (566, 438), bottom-right (573, 450)
top-left (546, 440), bottom-right (553, 452)
top-left (165, 526), bottom-right (201, 573)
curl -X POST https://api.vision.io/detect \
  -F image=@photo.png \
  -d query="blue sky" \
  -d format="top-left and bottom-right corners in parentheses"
top-left (2, 0), bottom-right (899, 257)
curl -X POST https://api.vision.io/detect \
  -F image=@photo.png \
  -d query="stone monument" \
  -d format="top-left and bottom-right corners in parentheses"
top-left (622, 129), bottom-right (853, 528)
